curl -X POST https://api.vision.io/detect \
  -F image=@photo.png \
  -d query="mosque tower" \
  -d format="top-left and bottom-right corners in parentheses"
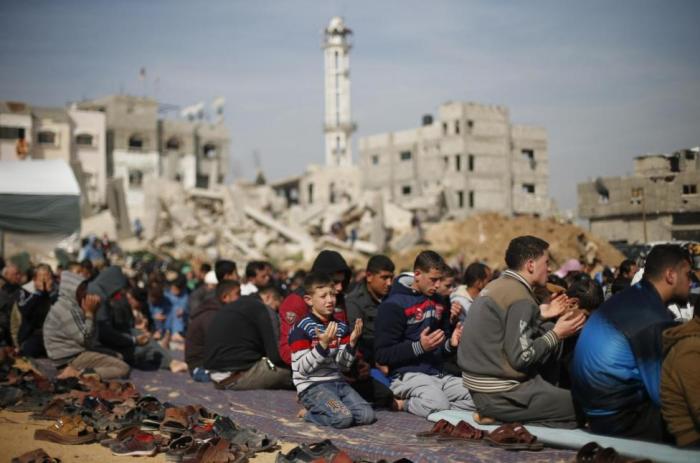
top-left (322, 16), bottom-right (355, 167)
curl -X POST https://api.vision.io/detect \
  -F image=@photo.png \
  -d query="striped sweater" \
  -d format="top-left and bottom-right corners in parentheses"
top-left (289, 313), bottom-right (356, 394)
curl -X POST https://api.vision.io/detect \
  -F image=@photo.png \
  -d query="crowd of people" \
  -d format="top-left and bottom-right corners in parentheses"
top-left (0, 235), bottom-right (698, 448)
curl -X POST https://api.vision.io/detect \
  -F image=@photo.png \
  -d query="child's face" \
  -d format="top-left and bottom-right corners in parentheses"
top-left (306, 285), bottom-right (336, 319)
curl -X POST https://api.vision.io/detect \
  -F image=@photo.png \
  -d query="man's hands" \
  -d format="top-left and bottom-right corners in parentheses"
top-left (135, 333), bottom-right (150, 346)
top-left (315, 321), bottom-right (337, 349)
top-left (40, 274), bottom-right (53, 293)
top-left (540, 293), bottom-right (577, 319)
top-left (349, 319), bottom-right (363, 347)
top-left (449, 301), bottom-right (462, 324)
top-left (420, 326), bottom-right (446, 352)
top-left (355, 359), bottom-right (370, 380)
top-left (450, 322), bottom-right (463, 348)
top-left (552, 310), bottom-right (586, 339)
top-left (81, 294), bottom-right (101, 318)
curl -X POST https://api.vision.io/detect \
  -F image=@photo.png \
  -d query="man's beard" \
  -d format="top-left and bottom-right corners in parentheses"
top-left (667, 293), bottom-right (690, 307)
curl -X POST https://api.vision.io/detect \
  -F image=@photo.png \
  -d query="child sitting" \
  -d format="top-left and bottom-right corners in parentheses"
top-left (289, 272), bottom-right (375, 428)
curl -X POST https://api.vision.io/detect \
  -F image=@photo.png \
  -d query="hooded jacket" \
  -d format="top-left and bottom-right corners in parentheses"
top-left (43, 272), bottom-right (93, 365)
top-left (0, 276), bottom-right (21, 346)
top-left (185, 296), bottom-right (222, 371)
top-left (90, 267), bottom-right (134, 360)
top-left (661, 317), bottom-right (700, 447)
top-left (278, 250), bottom-right (350, 366)
top-left (375, 273), bottom-right (454, 377)
top-left (17, 279), bottom-right (58, 355)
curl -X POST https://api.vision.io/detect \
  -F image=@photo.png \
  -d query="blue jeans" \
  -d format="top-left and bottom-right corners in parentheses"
top-left (299, 381), bottom-right (375, 428)
top-left (166, 307), bottom-right (188, 335)
top-left (191, 367), bottom-right (211, 383)
top-left (149, 302), bottom-right (170, 336)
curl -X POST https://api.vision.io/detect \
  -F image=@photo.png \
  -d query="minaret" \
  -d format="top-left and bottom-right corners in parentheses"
top-left (323, 16), bottom-right (355, 167)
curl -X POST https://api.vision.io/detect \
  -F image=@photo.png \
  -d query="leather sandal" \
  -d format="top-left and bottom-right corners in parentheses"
top-left (436, 420), bottom-right (487, 442)
top-left (11, 448), bottom-right (61, 463)
top-left (576, 442), bottom-right (652, 463)
top-left (161, 406), bottom-right (195, 434)
top-left (198, 438), bottom-right (248, 463)
top-left (415, 419), bottom-right (455, 439)
top-left (34, 415), bottom-right (97, 445)
top-left (485, 422), bottom-right (543, 451)
top-left (212, 416), bottom-right (277, 453)
top-left (30, 399), bottom-right (77, 421)
top-left (300, 440), bottom-right (353, 463)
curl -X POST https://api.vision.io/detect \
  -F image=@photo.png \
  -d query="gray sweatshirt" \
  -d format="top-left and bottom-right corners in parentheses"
top-left (43, 271), bottom-right (94, 366)
top-left (457, 270), bottom-right (560, 392)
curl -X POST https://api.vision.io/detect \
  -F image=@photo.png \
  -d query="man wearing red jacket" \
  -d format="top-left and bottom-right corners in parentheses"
top-left (279, 250), bottom-right (349, 365)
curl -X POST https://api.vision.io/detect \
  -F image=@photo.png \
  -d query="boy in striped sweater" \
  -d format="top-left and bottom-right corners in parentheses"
top-left (289, 272), bottom-right (375, 428)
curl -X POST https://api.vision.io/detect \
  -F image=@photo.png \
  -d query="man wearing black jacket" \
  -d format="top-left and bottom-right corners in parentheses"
top-left (17, 264), bottom-right (58, 357)
top-left (89, 266), bottom-right (148, 364)
top-left (185, 280), bottom-right (240, 381)
top-left (205, 293), bottom-right (293, 390)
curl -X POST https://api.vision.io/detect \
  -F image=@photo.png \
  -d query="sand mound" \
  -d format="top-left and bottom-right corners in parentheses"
top-left (392, 213), bottom-right (624, 272)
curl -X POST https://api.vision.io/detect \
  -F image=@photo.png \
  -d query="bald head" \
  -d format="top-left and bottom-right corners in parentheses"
top-left (2, 264), bottom-right (22, 286)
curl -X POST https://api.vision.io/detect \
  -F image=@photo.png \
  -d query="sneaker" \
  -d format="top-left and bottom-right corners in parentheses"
top-left (110, 432), bottom-right (158, 456)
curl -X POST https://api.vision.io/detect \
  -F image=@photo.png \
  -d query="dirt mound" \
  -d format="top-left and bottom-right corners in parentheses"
top-left (391, 213), bottom-right (624, 272)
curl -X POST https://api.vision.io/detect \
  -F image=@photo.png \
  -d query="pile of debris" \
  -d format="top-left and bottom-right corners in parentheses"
top-left (138, 178), bottom-right (417, 268)
top-left (392, 212), bottom-right (625, 272)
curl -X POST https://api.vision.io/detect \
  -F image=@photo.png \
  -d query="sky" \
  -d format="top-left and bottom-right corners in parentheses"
top-left (1, 0), bottom-right (698, 212)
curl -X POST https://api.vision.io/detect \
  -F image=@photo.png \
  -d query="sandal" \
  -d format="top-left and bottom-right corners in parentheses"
top-left (0, 386), bottom-right (25, 407)
top-left (166, 434), bottom-right (196, 462)
top-left (7, 391), bottom-right (53, 413)
top-left (485, 423), bottom-right (543, 451)
top-left (34, 415), bottom-right (97, 445)
top-left (576, 442), bottom-right (652, 463)
top-left (30, 399), bottom-right (77, 421)
top-left (11, 448), bottom-right (61, 463)
top-left (213, 416), bottom-right (277, 453)
top-left (100, 425), bottom-right (142, 447)
top-left (436, 420), bottom-right (487, 442)
top-left (415, 419), bottom-right (455, 439)
top-left (300, 440), bottom-right (352, 463)
top-left (198, 438), bottom-right (248, 463)
top-left (161, 406), bottom-right (196, 434)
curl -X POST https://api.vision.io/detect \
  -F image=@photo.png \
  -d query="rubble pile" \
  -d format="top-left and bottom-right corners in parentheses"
top-left (392, 213), bottom-right (625, 272)
top-left (124, 179), bottom-right (623, 272)
top-left (140, 179), bottom-right (415, 268)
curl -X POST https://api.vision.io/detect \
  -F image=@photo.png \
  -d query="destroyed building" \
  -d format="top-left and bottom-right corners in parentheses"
top-left (578, 146), bottom-right (700, 243)
top-left (0, 101), bottom-right (108, 213)
top-left (75, 95), bottom-right (230, 221)
top-left (358, 101), bottom-right (553, 218)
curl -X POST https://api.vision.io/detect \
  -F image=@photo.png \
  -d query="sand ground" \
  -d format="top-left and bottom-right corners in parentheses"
top-left (0, 410), bottom-right (297, 462)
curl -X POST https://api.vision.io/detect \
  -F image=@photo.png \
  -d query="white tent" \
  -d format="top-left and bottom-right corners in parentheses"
top-left (0, 160), bottom-right (81, 236)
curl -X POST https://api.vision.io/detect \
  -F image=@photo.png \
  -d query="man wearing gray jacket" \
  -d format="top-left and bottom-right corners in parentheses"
top-left (457, 236), bottom-right (585, 426)
top-left (43, 271), bottom-right (129, 379)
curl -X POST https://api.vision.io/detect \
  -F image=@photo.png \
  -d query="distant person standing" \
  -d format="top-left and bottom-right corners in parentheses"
top-left (15, 135), bottom-right (29, 160)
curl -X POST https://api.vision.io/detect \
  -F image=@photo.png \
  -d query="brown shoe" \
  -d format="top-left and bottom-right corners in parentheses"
top-left (34, 415), bottom-right (97, 445)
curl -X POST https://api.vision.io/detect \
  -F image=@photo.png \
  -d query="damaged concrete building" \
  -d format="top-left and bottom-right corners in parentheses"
top-left (358, 101), bottom-right (553, 218)
top-left (578, 146), bottom-right (700, 243)
top-left (0, 100), bottom-right (108, 213)
top-left (75, 95), bottom-right (230, 222)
